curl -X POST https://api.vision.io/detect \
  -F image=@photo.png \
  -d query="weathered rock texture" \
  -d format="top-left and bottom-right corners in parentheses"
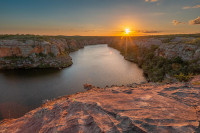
top-left (0, 39), bottom-right (72, 69)
top-left (0, 76), bottom-right (199, 133)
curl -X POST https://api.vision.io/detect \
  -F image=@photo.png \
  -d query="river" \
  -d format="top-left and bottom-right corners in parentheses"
top-left (0, 44), bottom-right (146, 119)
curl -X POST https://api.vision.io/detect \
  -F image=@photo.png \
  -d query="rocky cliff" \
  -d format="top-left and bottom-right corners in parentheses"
top-left (0, 36), bottom-right (113, 69)
top-left (111, 36), bottom-right (200, 63)
top-left (0, 76), bottom-right (199, 133)
top-left (1, 35), bottom-right (199, 70)
top-left (0, 39), bottom-right (72, 69)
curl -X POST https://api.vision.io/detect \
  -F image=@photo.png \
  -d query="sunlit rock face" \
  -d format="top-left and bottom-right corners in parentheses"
top-left (0, 39), bottom-right (72, 69)
top-left (0, 76), bottom-right (199, 133)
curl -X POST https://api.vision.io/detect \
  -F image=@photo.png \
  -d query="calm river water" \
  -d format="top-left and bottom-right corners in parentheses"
top-left (0, 44), bottom-right (146, 119)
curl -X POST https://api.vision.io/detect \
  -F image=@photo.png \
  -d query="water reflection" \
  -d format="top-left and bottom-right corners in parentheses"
top-left (0, 44), bottom-right (146, 119)
top-left (0, 69), bottom-right (61, 78)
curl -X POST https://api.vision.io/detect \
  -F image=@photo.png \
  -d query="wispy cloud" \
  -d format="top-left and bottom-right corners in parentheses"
top-left (182, 4), bottom-right (200, 9)
top-left (172, 20), bottom-right (185, 25)
top-left (189, 17), bottom-right (200, 25)
top-left (145, 0), bottom-right (159, 3)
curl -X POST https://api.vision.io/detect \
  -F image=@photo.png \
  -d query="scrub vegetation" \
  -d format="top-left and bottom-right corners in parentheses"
top-left (0, 34), bottom-right (113, 42)
top-left (109, 40), bottom-right (200, 82)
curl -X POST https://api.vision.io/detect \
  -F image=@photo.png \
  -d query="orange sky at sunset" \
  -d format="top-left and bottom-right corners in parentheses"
top-left (0, 0), bottom-right (200, 36)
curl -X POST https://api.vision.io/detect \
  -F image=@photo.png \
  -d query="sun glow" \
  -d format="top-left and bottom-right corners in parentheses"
top-left (125, 28), bottom-right (131, 35)
top-left (120, 27), bottom-right (134, 38)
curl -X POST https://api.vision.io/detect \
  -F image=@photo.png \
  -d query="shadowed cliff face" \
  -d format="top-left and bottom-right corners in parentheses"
top-left (0, 76), bottom-right (199, 133)
top-left (110, 36), bottom-right (200, 62)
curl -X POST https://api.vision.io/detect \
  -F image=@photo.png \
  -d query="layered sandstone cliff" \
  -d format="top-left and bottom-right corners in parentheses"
top-left (0, 76), bottom-right (199, 133)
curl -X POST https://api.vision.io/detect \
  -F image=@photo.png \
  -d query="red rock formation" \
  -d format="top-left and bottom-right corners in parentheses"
top-left (0, 47), bottom-right (21, 57)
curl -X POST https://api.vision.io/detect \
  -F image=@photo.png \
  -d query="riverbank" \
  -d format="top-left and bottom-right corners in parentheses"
top-left (0, 75), bottom-right (199, 132)
top-left (108, 35), bottom-right (200, 82)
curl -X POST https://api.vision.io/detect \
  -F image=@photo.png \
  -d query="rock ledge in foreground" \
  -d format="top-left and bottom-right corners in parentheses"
top-left (0, 76), bottom-right (200, 133)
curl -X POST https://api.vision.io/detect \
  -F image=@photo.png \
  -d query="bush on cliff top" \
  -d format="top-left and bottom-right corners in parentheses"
top-left (186, 38), bottom-right (200, 46)
top-left (137, 48), bottom-right (197, 82)
top-left (174, 73), bottom-right (193, 82)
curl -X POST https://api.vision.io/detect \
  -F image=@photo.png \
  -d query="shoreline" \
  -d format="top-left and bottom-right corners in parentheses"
top-left (1, 75), bottom-right (199, 132)
top-left (0, 75), bottom-right (195, 122)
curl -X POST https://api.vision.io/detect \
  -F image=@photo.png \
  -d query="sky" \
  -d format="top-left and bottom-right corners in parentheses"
top-left (0, 0), bottom-right (200, 36)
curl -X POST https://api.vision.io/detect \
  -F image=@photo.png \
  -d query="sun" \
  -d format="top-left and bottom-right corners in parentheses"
top-left (121, 27), bottom-right (133, 37)
top-left (125, 28), bottom-right (131, 35)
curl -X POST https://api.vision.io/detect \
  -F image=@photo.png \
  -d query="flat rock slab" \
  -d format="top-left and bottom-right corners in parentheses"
top-left (0, 76), bottom-right (200, 133)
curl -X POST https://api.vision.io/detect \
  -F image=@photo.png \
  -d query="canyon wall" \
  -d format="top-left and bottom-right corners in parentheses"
top-left (0, 35), bottom-right (199, 72)
top-left (0, 37), bottom-right (113, 69)
top-left (111, 37), bottom-right (200, 63)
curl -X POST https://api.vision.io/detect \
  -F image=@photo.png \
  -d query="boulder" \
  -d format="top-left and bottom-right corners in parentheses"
top-left (83, 84), bottom-right (95, 90)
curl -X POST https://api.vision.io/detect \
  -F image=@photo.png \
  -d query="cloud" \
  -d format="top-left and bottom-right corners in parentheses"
top-left (182, 4), bottom-right (200, 9)
top-left (189, 17), bottom-right (200, 25)
top-left (172, 20), bottom-right (185, 25)
top-left (145, 0), bottom-right (158, 3)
